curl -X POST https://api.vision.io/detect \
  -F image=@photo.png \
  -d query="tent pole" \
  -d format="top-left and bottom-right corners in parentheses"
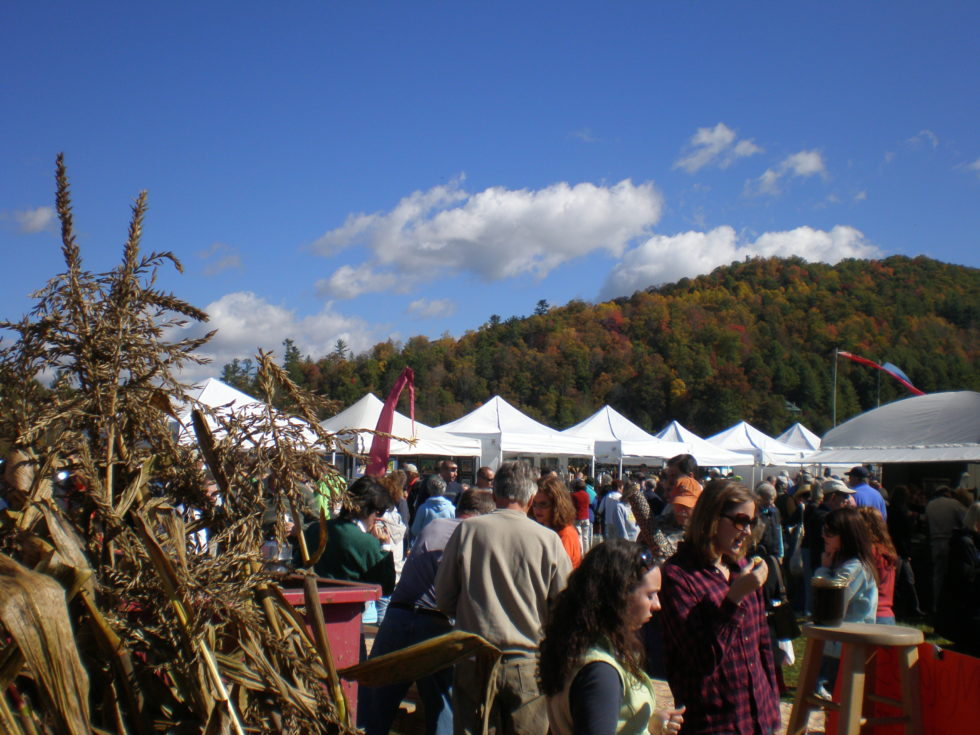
top-left (832, 347), bottom-right (839, 427)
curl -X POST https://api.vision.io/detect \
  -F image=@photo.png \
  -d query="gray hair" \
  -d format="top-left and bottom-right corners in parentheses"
top-left (754, 481), bottom-right (777, 502)
top-left (493, 461), bottom-right (537, 505)
top-left (427, 475), bottom-right (447, 497)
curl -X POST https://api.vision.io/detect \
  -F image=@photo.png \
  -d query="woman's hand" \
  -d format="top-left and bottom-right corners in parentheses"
top-left (726, 557), bottom-right (768, 604)
top-left (654, 705), bottom-right (685, 734)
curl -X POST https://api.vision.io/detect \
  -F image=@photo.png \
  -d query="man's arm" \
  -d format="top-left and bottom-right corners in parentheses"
top-left (433, 522), bottom-right (464, 616)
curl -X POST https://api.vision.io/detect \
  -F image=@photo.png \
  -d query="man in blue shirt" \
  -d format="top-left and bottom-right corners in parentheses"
top-left (846, 466), bottom-right (887, 520)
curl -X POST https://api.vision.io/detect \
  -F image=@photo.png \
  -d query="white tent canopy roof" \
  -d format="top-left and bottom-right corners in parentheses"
top-left (176, 378), bottom-right (319, 446)
top-left (778, 422), bottom-right (822, 452)
top-left (320, 393), bottom-right (481, 457)
top-left (437, 395), bottom-right (593, 458)
top-left (654, 420), bottom-right (748, 467)
top-left (806, 391), bottom-right (980, 464)
top-left (706, 421), bottom-right (810, 465)
top-left (562, 406), bottom-right (689, 461)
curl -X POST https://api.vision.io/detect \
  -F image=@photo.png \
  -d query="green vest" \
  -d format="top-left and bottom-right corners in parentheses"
top-left (547, 643), bottom-right (657, 735)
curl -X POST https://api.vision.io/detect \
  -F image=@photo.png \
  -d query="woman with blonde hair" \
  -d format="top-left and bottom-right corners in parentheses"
top-left (660, 479), bottom-right (780, 734)
top-left (532, 474), bottom-right (582, 568)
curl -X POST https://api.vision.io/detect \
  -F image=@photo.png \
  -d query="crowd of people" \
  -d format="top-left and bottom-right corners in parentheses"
top-left (40, 451), bottom-right (964, 735)
top-left (7, 432), bottom-right (975, 735)
top-left (294, 455), bottom-right (980, 735)
top-left (262, 453), bottom-right (980, 735)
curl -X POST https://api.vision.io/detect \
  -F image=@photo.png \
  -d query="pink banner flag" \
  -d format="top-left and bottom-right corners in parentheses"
top-left (365, 367), bottom-right (415, 476)
top-left (837, 350), bottom-right (924, 395)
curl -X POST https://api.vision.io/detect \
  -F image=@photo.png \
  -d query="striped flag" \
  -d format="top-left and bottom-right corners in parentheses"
top-left (837, 351), bottom-right (924, 395)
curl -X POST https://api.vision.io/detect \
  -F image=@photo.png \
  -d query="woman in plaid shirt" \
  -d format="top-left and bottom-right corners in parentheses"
top-left (661, 480), bottom-right (781, 735)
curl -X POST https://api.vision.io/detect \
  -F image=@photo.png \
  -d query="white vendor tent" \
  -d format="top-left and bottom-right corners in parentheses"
top-left (806, 391), bottom-right (980, 464)
top-left (778, 422), bottom-right (822, 452)
top-left (655, 420), bottom-right (747, 467)
top-left (176, 378), bottom-right (319, 447)
top-left (319, 393), bottom-right (481, 457)
top-left (706, 421), bottom-right (810, 466)
top-left (436, 395), bottom-right (593, 469)
top-left (562, 406), bottom-right (688, 466)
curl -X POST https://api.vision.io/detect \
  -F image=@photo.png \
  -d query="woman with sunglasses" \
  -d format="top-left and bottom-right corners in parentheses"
top-left (660, 479), bottom-right (781, 735)
top-left (540, 539), bottom-right (684, 735)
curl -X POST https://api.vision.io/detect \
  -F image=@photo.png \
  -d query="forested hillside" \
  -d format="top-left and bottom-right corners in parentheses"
top-left (222, 255), bottom-right (980, 437)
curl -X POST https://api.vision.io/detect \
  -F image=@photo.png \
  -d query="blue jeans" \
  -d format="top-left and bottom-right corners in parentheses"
top-left (359, 605), bottom-right (454, 735)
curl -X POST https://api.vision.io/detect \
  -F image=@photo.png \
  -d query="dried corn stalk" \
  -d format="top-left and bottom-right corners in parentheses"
top-left (0, 156), bottom-right (359, 734)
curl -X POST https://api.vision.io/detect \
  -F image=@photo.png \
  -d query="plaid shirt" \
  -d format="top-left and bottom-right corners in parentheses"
top-left (661, 543), bottom-right (781, 735)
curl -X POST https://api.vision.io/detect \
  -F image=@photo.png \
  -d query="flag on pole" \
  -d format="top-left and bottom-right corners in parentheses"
top-left (366, 367), bottom-right (415, 476)
top-left (837, 351), bottom-right (924, 395)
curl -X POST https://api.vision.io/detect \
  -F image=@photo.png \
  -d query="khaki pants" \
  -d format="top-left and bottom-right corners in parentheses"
top-left (453, 655), bottom-right (547, 735)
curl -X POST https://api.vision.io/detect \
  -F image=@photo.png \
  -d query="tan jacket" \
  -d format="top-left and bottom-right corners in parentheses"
top-left (434, 508), bottom-right (571, 653)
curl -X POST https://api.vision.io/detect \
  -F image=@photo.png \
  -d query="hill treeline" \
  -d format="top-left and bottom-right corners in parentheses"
top-left (223, 255), bottom-right (980, 438)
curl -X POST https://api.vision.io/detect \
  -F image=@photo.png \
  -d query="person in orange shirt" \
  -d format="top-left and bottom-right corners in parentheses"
top-left (665, 454), bottom-right (702, 504)
top-left (532, 474), bottom-right (583, 568)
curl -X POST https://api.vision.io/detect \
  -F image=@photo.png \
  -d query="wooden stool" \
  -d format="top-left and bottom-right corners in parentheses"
top-left (787, 622), bottom-right (924, 735)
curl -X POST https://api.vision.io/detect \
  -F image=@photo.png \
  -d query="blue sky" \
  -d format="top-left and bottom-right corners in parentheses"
top-left (2, 2), bottom-right (978, 384)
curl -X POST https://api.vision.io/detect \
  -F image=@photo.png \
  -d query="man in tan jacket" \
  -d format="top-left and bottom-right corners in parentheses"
top-left (435, 460), bottom-right (571, 735)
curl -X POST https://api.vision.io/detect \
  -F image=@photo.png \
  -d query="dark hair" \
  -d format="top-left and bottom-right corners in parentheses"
top-left (686, 479), bottom-right (757, 566)
top-left (570, 478), bottom-right (586, 493)
top-left (823, 506), bottom-right (879, 583)
top-left (456, 489), bottom-right (494, 517)
top-left (539, 540), bottom-right (652, 695)
top-left (668, 453), bottom-right (698, 478)
top-left (338, 476), bottom-right (393, 521)
top-left (534, 475), bottom-right (576, 530)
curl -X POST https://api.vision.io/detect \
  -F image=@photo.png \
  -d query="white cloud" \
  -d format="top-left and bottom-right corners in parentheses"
top-left (406, 298), bottom-right (455, 319)
top-left (11, 206), bottom-right (57, 233)
top-left (198, 242), bottom-right (243, 275)
top-left (906, 129), bottom-right (939, 149)
top-left (599, 224), bottom-right (879, 299)
top-left (748, 150), bottom-right (827, 195)
top-left (674, 123), bottom-right (763, 173)
top-left (569, 128), bottom-right (599, 143)
top-left (316, 263), bottom-right (406, 300)
top-left (964, 157), bottom-right (980, 178)
top-left (313, 178), bottom-right (662, 299)
top-left (171, 291), bottom-right (376, 384)
top-left (854, 190), bottom-right (868, 202)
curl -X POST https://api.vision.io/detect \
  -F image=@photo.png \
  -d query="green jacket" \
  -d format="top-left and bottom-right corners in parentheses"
top-left (306, 518), bottom-right (395, 594)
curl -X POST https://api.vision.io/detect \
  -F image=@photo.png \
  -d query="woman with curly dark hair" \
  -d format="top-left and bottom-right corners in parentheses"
top-left (540, 539), bottom-right (684, 735)
top-left (531, 474), bottom-right (583, 568)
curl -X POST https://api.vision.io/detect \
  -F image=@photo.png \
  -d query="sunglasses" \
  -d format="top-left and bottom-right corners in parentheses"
top-left (638, 546), bottom-right (655, 572)
top-left (721, 513), bottom-right (760, 532)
